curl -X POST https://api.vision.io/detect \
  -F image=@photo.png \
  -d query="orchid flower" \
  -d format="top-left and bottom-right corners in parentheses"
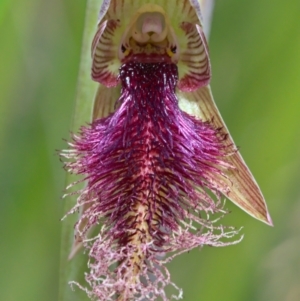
top-left (61, 1), bottom-right (272, 300)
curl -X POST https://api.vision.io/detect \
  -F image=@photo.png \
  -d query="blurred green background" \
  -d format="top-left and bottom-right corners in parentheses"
top-left (0, 1), bottom-right (299, 301)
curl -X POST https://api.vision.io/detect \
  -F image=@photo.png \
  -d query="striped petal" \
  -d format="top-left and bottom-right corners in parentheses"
top-left (177, 86), bottom-right (273, 225)
top-left (92, 84), bottom-right (121, 120)
top-left (177, 22), bottom-right (211, 91)
top-left (91, 19), bottom-right (120, 87)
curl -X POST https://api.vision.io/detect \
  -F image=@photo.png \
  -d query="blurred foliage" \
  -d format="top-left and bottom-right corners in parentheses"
top-left (0, 1), bottom-right (299, 301)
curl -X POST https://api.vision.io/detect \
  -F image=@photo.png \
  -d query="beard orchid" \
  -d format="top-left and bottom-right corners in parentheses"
top-left (61, 1), bottom-right (272, 300)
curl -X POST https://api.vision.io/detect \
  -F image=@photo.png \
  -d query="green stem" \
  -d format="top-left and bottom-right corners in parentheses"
top-left (58, 1), bottom-right (102, 301)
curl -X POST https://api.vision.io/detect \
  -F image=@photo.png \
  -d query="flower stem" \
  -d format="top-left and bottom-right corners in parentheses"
top-left (58, 1), bottom-right (102, 301)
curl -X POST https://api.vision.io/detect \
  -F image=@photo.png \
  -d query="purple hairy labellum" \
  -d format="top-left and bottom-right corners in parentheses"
top-left (63, 61), bottom-right (239, 300)
top-left (61, 1), bottom-right (272, 300)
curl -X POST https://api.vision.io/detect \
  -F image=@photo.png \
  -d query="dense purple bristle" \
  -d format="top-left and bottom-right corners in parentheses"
top-left (62, 62), bottom-right (239, 300)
